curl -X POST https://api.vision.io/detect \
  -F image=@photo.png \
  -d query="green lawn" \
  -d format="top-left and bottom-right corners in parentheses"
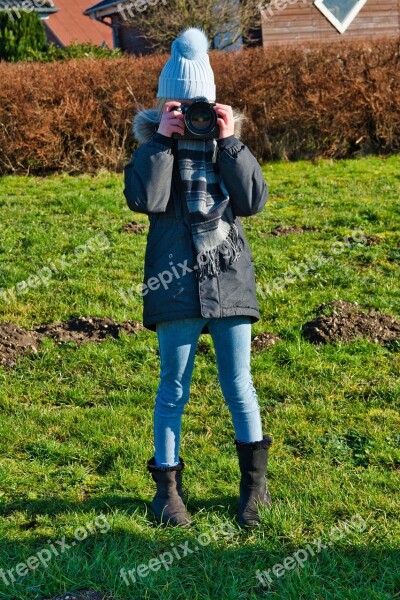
top-left (0, 155), bottom-right (399, 600)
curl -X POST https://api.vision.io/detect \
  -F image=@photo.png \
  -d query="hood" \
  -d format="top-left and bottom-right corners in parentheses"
top-left (132, 107), bottom-right (245, 144)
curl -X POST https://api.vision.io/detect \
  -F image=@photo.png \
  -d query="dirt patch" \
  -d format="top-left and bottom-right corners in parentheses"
top-left (302, 300), bottom-right (400, 346)
top-left (120, 221), bottom-right (147, 233)
top-left (252, 332), bottom-right (281, 351)
top-left (363, 234), bottom-right (382, 246)
top-left (0, 317), bottom-right (143, 368)
top-left (156, 340), bottom-right (211, 356)
top-left (265, 225), bottom-right (318, 237)
top-left (33, 317), bottom-right (143, 344)
top-left (0, 322), bottom-right (41, 368)
top-left (43, 590), bottom-right (112, 600)
top-left (197, 340), bottom-right (212, 354)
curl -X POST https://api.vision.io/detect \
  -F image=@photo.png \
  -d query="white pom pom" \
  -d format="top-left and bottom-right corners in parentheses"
top-left (173, 27), bottom-right (209, 59)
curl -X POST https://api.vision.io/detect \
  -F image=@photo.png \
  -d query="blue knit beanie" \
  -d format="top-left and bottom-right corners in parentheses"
top-left (157, 27), bottom-right (216, 102)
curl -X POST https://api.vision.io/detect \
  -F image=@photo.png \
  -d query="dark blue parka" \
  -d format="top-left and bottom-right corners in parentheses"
top-left (123, 108), bottom-right (268, 335)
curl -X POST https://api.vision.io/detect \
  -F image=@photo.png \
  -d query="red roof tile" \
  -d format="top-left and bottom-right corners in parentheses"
top-left (46, 0), bottom-right (114, 48)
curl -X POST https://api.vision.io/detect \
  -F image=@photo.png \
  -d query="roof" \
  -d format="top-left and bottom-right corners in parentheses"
top-left (45, 0), bottom-right (114, 47)
top-left (0, 0), bottom-right (58, 14)
top-left (83, 0), bottom-right (119, 16)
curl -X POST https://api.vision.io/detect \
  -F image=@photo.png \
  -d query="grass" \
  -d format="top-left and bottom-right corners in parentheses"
top-left (0, 154), bottom-right (399, 600)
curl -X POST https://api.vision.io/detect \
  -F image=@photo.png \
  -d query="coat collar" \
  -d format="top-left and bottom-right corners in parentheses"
top-left (132, 107), bottom-right (245, 144)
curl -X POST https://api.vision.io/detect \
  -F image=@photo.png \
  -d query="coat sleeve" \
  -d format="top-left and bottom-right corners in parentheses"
top-left (123, 133), bottom-right (175, 215)
top-left (217, 136), bottom-right (268, 218)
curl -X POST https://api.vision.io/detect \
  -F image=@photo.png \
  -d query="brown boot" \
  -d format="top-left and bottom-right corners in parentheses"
top-left (147, 456), bottom-right (192, 527)
top-left (234, 435), bottom-right (273, 527)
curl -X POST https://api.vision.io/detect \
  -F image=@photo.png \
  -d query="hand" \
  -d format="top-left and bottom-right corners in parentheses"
top-left (214, 103), bottom-right (235, 140)
top-left (157, 101), bottom-right (185, 138)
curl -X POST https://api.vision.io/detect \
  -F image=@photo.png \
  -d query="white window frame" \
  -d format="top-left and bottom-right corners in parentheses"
top-left (314, 0), bottom-right (368, 33)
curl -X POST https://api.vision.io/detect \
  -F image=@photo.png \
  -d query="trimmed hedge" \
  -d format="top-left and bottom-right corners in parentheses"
top-left (0, 37), bottom-right (399, 174)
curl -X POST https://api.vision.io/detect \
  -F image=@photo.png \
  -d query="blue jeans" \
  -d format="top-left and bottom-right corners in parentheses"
top-left (153, 315), bottom-right (264, 467)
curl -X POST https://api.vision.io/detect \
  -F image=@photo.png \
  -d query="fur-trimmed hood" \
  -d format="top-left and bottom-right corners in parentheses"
top-left (132, 107), bottom-right (245, 144)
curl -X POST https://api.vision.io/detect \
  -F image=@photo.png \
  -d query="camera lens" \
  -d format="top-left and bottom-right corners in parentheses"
top-left (185, 102), bottom-right (217, 135)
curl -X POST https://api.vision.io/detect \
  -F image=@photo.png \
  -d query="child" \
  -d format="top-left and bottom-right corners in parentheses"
top-left (123, 27), bottom-right (272, 528)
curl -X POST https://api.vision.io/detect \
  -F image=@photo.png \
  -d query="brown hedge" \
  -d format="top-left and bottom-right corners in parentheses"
top-left (0, 36), bottom-right (399, 175)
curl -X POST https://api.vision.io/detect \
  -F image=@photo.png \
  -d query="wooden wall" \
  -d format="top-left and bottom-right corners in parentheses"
top-left (262, 0), bottom-right (400, 46)
top-left (113, 21), bottom-right (154, 56)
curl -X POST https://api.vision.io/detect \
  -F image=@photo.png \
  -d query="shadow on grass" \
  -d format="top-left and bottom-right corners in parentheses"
top-left (0, 495), bottom-right (398, 600)
top-left (0, 493), bottom-right (240, 525)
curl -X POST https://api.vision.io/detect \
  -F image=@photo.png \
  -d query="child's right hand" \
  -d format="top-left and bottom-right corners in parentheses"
top-left (157, 101), bottom-right (185, 138)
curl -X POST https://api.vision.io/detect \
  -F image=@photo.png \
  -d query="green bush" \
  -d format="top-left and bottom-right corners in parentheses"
top-left (25, 40), bottom-right (123, 62)
top-left (0, 10), bottom-right (47, 61)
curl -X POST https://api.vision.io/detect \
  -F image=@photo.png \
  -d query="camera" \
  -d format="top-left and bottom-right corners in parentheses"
top-left (172, 96), bottom-right (220, 140)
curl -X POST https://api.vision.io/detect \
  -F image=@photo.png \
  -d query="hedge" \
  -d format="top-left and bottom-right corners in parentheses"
top-left (0, 36), bottom-right (399, 175)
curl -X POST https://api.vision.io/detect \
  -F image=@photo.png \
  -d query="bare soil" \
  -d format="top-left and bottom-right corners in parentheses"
top-left (197, 340), bottom-right (212, 354)
top-left (120, 221), bottom-right (147, 233)
top-left (0, 322), bottom-right (41, 367)
top-left (264, 225), bottom-right (318, 237)
top-left (0, 317), bottom-right (143, 368)
top-left (251, 332), bottom-right (281, 350)
top-left (363, 234), bottom-right (382, 246)
top-left (302, 300), bottom-right (400, 346)
top-left (33, 317), bottom-right (142, 343)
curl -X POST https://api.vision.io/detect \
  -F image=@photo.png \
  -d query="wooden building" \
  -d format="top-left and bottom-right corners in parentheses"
top-left (83, 0), bottom-right (154, 54)
top-left (261, 0), bottom-right (400, 47)
top-left (83, 0), bottom-right (400, 55)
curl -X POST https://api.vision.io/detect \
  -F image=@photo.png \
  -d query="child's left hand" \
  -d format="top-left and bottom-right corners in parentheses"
top-left (214, 103), bottom-right (235, 140)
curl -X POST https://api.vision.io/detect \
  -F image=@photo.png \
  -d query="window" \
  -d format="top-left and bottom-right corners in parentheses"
top-left (314, 0), bottom-right (368, 33)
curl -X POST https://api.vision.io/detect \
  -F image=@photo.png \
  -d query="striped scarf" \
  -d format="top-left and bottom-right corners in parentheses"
top-left (177, 138), bottom-right (243, 281)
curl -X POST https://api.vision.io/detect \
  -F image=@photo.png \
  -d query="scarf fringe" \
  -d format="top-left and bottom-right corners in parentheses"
top-left (196, 223), bottom-right (243, 281)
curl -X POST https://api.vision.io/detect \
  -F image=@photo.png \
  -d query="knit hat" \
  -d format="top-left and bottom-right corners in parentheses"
top-left (157, 27), bottom-right (216, 102)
